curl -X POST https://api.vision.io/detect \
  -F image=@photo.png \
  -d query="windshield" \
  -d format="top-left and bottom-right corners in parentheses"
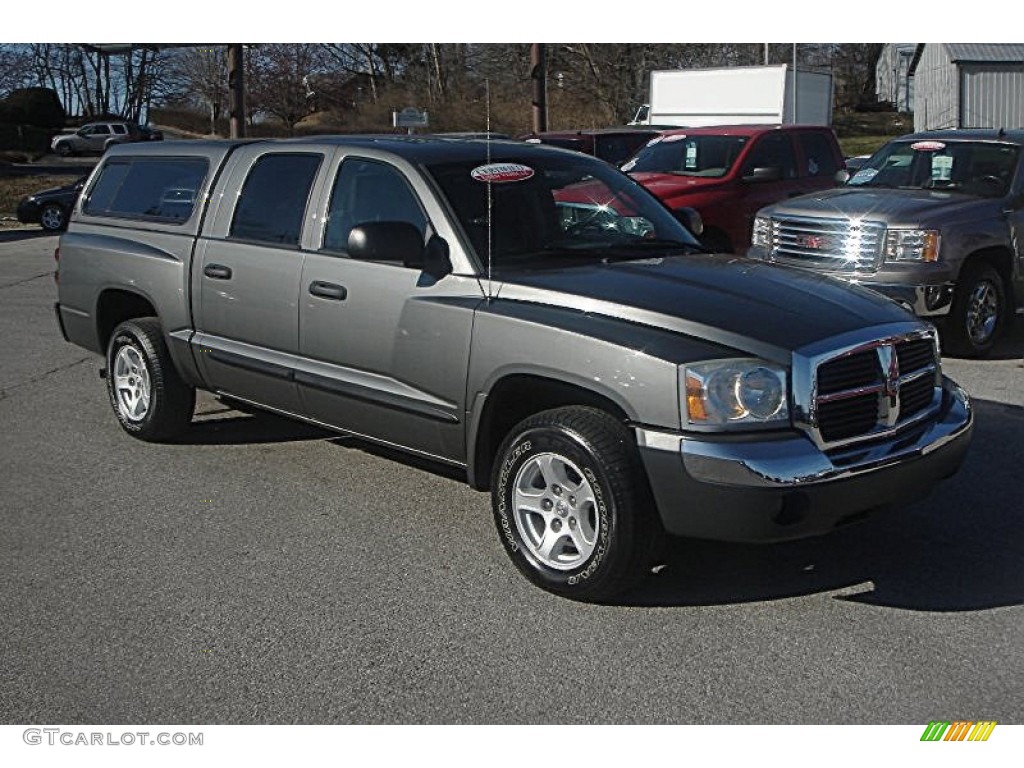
top-left (622, 134), bottom-right (749, 177)
top-left (426, 153), bottom-right (702, 270)
top-left (848, 139), bottom-right (1019, 197)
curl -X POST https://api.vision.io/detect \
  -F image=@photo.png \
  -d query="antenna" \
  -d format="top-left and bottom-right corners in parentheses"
top-left (486, 78), bottom-right (493, 300)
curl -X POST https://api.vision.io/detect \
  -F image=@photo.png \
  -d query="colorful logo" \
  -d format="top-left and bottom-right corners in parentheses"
top-left (920, 721), bottom-right (997, 741)
top-left (470, 163), bottom-right (535, 184)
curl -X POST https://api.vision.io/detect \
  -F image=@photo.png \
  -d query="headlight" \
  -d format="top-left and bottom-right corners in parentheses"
top-left (884, 229), bottom-right (939, 262)
top-left (751, 215), bottom-right (773, 251)
top-left (682, 359), bottom-right (789, 428)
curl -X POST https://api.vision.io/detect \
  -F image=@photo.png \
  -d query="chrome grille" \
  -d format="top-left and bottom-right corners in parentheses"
top-left (764, 215), bottom-right (886, 273)
top-left (806, 333), bottom-right (941, 449)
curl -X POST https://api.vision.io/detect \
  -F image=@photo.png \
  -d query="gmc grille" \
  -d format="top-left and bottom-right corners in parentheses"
top-left (764, 215), bottom-right (885, 273)
top-left (812, 335), bottom-right (940, 447)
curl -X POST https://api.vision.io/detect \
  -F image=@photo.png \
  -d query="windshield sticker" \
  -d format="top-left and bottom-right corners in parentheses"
top-left (663, 134), bottom-right (687, 143)
top-left (931, 154), bottom-right (954, 181)
top-left (684, 143), bottom-right (698, 170)
top-left (470, 163), bottom-right (535, 184)
top-left (850, 168), bottom-right (878, 184)
top-left (911, 141), bottom-right (946, 152)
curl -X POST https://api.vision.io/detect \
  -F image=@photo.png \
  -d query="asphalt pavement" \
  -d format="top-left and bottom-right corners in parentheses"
top-left (1, 230), bottom-right (1021, 724)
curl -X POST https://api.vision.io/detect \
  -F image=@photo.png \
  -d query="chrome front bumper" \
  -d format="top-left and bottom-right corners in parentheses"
top-left (845, 281), bottom-right (955, 317)
top-left (635, 377), bottom-right (973, 542)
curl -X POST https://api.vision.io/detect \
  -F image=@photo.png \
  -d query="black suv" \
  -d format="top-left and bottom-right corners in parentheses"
top-left (750, 129), bottom-right (1024, 357)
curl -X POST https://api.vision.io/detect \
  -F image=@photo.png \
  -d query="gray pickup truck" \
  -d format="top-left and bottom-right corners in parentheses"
top-left (54, 137), bottom-right (973, 601)
top-left (749, 129), bottom-right (1024, 357)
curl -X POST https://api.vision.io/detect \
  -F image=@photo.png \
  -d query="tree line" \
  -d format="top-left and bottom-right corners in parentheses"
top-left (0, 44), bottom-right (885, 136)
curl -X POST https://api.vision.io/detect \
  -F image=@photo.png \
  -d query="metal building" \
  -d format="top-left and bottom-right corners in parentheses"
top-left (909, 43), bottom-right (1024, 131)
top-left (875, 43), bottom-right (916, 112)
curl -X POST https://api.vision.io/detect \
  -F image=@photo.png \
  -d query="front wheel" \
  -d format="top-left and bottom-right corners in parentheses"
top-left (105, 318), bottom-right (195, 441)
top-left (943, 263), bottom-right (1007, 358)
top-left (491, 406), bottom-right (661, 602)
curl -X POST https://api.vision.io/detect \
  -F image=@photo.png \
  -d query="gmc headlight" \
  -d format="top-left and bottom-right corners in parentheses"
top-left (751, 215), bottom-right (772, 248)
top-left (884, 229), bottom-right (939, 262)
top-left (682, 360), bottom-right (789, 428)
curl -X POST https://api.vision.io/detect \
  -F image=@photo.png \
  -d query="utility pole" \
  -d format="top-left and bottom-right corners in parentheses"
top-left (531, 43), bottom-right (547, 133)
top-left (228, 44), bottom-right (246, 139)
top-left (792, 42), bottom-right (798, 123)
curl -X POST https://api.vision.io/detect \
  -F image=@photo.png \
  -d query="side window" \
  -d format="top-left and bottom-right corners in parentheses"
top-left (111, 124), bottom-right (127, 135)
top-left (797, 132), bottom-right (840, 177)
top-left (230, 153), bottom-right (322, 246)
top-left (323, 158), bottom-right (427, 255)
top-left (83, 157), bottom-right (209, 222)
top-left (741, 134), bottom-right (797, 179)
top-left (93, 125), bottom-right (111, 136)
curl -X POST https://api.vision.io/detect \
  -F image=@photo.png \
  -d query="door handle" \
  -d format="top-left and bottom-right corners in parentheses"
top-left (309, 281), bottom-right (348, 301)
top-left (204, 264), bottom-right (233, 280)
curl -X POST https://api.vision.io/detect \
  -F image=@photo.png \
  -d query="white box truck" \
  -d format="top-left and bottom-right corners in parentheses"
top-left (631, 64), bottom-right (834, 127)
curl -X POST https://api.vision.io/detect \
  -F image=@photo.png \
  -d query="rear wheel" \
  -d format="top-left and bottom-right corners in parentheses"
top-left (943, 263), bottom-right (1007, 358)
top-left (105, 318), bottom-right (195, 441)
top-left (39, 203), bottom-right (66, 232)
top-left (491, 406), bottom-right (661, 602)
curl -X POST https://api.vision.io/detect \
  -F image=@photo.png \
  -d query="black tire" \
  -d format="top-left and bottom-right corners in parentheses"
top-left (491, 406), bottom-right (662, 602)
top-left (943, 263), bottom-right (1007, 358)
top-left (55, 142), bottom-right (73, 157)
top-left (105, 318), bottom-right (195, 441)
top-left (38, 203), bottom-right (67, 232)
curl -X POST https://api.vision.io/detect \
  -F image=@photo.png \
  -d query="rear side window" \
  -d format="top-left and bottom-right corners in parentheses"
top-left (741, 133), bottom-right (797, 179)
top-left (797, 132), bottom-right (840, 177)
top-left (111, 124), bottom-right (127, 135)
top-left (84, 157), bottom-right (209, 222)
top-left (230, 153), bottom-right (322, 246)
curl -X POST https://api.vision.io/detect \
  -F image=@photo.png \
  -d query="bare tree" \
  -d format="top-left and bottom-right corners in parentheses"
top-left (248, 44), bottom-right (329, 134)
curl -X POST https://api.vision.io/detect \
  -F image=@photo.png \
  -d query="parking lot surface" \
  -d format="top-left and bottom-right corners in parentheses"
top-left (1, 230), bottom-right (1021, 723)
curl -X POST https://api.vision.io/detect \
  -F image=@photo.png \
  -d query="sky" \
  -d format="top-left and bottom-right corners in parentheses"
top-left (1, 2), bottom-right (1003, 44)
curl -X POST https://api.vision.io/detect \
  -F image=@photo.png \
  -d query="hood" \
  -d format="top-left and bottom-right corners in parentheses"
top-left (629, 172), bottom-right (729, 199)
top-left (495, 254), bottom-right (914, 362)
top-left (766, 186), bottom-right (1001, 227)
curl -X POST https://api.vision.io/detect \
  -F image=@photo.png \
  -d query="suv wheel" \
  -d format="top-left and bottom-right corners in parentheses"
top-left (105, 318), bottom-right (195, 441)
top-left (55, 142), bottom-right (73, 157)
top-left (491, 406), bottom-right (661, 602)
top-left (39, 203), bottom-right (66, 232)
top-left (944, 263), bottom-right (1006, 358)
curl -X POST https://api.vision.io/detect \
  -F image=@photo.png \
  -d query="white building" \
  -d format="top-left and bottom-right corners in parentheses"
top-left (909, 44), bottom-right (1024, 131)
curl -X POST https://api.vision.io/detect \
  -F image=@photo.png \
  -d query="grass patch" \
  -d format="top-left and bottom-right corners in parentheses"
top-left (0, 175), bottom-right (75, 217)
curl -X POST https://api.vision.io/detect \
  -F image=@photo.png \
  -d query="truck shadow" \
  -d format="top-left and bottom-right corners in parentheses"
top-left (176, 406), bottom-right (329, 446)
top-left (621, 398), bottom-right (1023, 611)
top-left (941, 316), bottom-right (1023, 362)
top-left (0, 228), bottom-right (54, 243)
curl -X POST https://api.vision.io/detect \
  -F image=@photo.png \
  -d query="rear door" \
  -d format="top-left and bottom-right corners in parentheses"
top-left (192, 146), bottom-right (329, 413)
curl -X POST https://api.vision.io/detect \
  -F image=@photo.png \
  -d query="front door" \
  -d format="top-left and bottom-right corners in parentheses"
top-left (296, 155), bottom-right (480, 463)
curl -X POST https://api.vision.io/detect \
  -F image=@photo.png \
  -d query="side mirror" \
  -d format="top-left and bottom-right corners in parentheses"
top-left (743, 166), bottom-right (782, 183)
top-left (347, 221), bottom-right (424, 265)
top-left (422, 235), bottom-right (453, 279)
top-left (673, 207), bottom-right (704, 237)
top-left (834, 169), bottom-right (851, 184)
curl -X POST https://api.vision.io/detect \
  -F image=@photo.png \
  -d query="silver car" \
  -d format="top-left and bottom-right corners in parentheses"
top-left (51, 122), bottom-right (134, 157)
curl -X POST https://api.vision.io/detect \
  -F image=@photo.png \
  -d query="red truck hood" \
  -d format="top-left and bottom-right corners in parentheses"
top-left (629, 171), bottom-right (727, 199)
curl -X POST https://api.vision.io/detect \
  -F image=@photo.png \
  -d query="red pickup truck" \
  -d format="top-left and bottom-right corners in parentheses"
top-left (622, 124), bottom-right (845, 253)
